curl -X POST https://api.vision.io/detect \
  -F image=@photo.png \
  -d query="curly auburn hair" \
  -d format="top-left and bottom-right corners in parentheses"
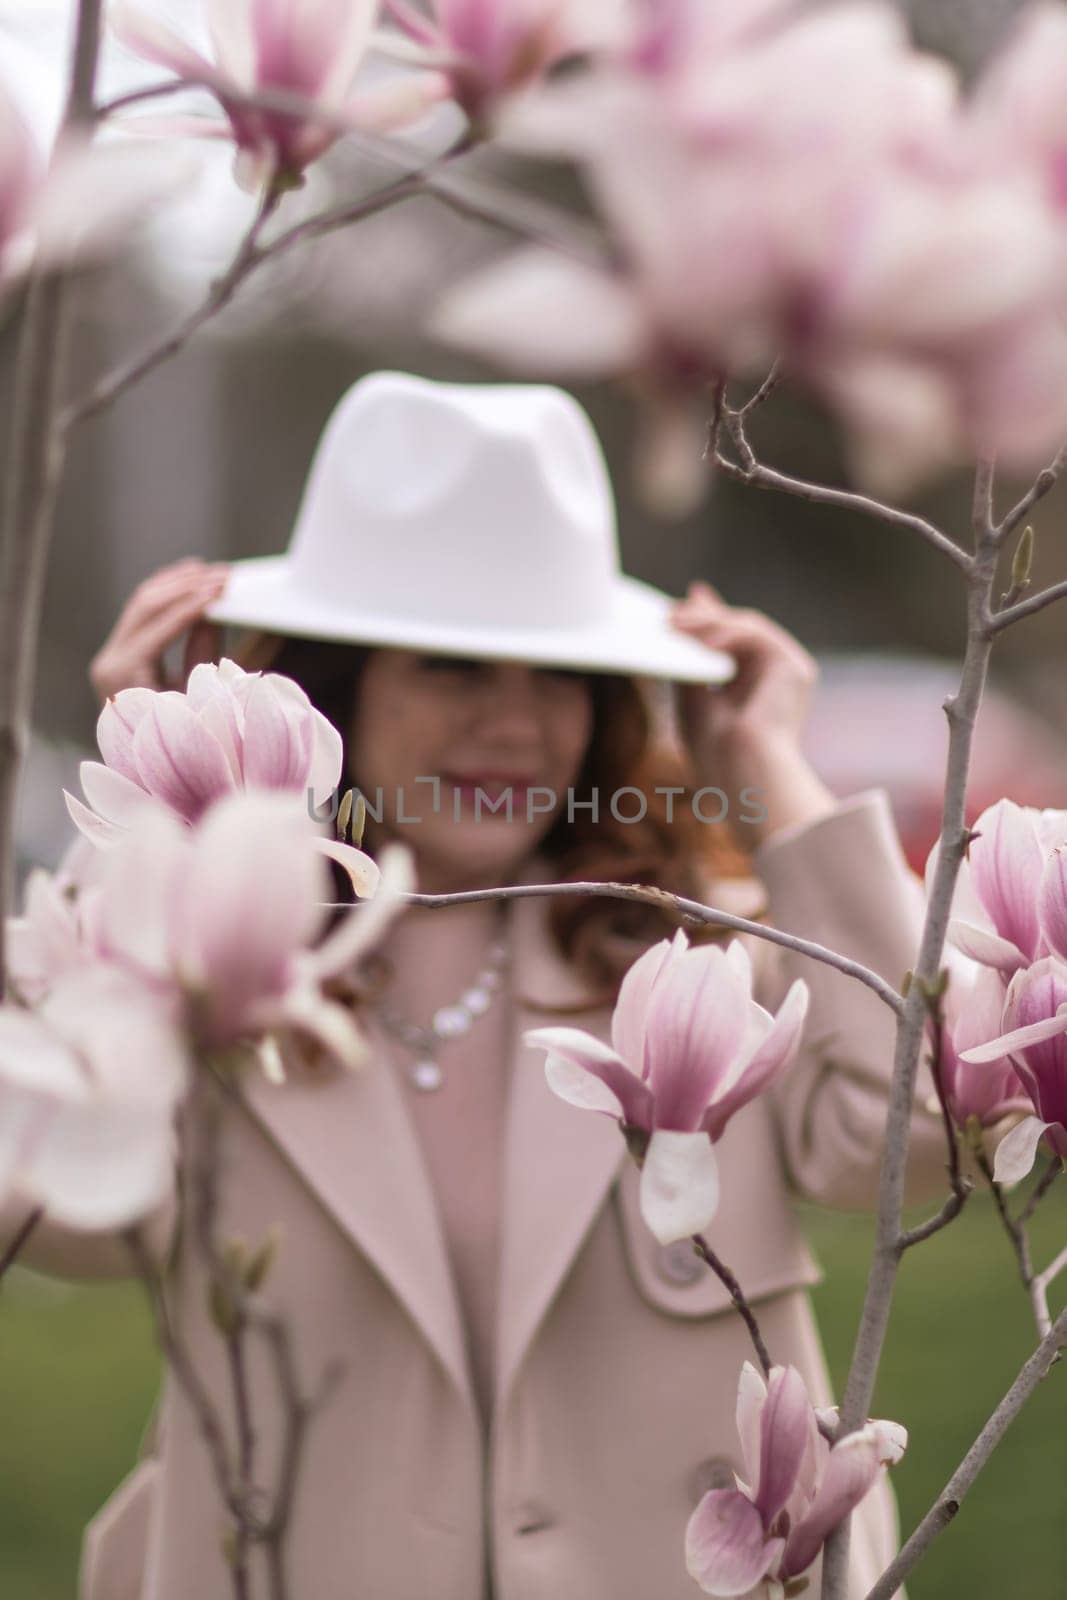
top-left (231, 629), bottom-right (766, 1005)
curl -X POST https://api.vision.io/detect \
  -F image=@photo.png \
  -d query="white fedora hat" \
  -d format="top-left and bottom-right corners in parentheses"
top-left (205, 370), bottom-right (736, 686)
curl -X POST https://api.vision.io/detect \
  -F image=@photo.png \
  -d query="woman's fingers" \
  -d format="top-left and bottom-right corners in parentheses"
top-left (89, 561), bottom-right (230, 704)
top-left (108, 562), bottom-right (228, 645)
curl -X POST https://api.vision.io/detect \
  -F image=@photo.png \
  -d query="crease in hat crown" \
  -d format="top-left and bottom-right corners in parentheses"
top-left (206, 369), bottom-right (735, 687)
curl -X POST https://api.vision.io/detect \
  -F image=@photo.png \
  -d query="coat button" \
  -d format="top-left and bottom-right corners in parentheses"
top-left (655, 1239), bottom-right (704, 1285)
top-left (687, 1456), bottom-right (737, 1505)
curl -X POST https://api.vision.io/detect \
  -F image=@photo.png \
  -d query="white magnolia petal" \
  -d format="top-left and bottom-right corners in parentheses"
top-left (29, 1095), bottom-right (177, 1230)
top-left (314, 837), bottom-right (381, 898)
top-left (0, 1009), bottom-right (88, 1099)
top-left (736, 1361), bottom-right (768, 1491)
top-left (271, 985), bottom-right (370, 1072)
top-left (949, 917), bottom-right (1029, 974)
top-left (639, 1128), bottom-right (720, 1245)
top-left (544, 1049), bottom-right (627, 1116)
top-left (64, 789), bottom-right (122, 850)
top-left (959, 1008), bottom-right (1067, 1063)
top-left (308, 842), bottom-right (413, 982)
top-left (992, 1115), bottom-right (1055, 1184)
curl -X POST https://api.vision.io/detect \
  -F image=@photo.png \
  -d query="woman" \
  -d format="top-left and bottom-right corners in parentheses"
top-left (18, 373), bottom-right (948, 1599)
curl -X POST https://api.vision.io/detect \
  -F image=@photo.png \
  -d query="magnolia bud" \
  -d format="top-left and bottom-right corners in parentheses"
top-left (1011, 524), bottom-right (1034, 591)
top-left (245, 1225), bottom-right (282, 1291)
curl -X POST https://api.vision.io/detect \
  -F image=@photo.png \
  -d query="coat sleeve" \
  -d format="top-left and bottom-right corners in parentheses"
top-left (747, 786), bottom-right (950, 1211)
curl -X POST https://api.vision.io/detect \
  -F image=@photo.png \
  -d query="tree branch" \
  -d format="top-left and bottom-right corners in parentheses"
top-left (820, 464), bottom-right (1000, 1598)
top-left (863, 1304), bottom-right (1067, 1600)
top-left (691, 1232), bottom-right (774, 1378)
top-left (713, 431), bottom-right (970, 570)
top-left (984, 575), bottom-right (1067, 636)
top-left (995, 443), bottom-right (1067, 544)
top-left (378, 880), bottom-right (905, 1015)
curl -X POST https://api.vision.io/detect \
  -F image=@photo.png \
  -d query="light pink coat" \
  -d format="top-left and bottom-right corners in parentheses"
top-left (70, 788), bottom-right (948, 1600)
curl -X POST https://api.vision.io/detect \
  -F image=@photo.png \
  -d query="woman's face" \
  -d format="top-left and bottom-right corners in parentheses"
top-left (347, 649), bottom-right (595, 891)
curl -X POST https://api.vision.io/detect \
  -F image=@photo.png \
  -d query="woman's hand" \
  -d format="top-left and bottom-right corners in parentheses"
top-left (89, 558), bottom-right (230, 707)
top-left (667, 579), bottom-right (837, 847)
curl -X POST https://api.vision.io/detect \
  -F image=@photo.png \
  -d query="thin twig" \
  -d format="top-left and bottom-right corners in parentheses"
top-left (1017, 1155), bottom-right (1062, 1226)
top-left (1033, 1244), bottom-right (1067, 1302)
top-left (896, 1187), bottom-right (972, 1251)
top-left (368, 880), bottom-right (905, 1015)
top-left (984, 575), bottom-right (1067, 636)
top-left (59, 181), bottom-right (280, 430)
top-left (863, 1304), bottom-right (1067, 1600)
top-left (994, 443), bottom-right (1067, 544)
top-left (737, 363), bottom-right (782, 420)
top-left (123, 1223), bottom-right (250, 1569)
top-left (713, 444), bottom-right (970, 571)
top-left (897, 980), bottom-right (973, 1251)
top-left (691, 1232), bottom-right (773, 1378)
top-left (976, 1148), bottom-right (1062, 1338)
top-left (0, 1204), bottom-right (44, 1283)
top-left (971, 456), bottom-right (996, 544)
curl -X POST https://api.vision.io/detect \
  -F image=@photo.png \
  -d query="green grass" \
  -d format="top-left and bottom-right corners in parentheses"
top-left (0, 1185), bottom-right (1064, 1598)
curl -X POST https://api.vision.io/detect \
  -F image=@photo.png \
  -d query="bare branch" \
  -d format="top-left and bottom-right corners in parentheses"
top-left (737, 363), bottom-right (782, 420)
top-left (59, 182), bottom-right (282, 431)
top-left (985, 575), bottom-right (1067, 636)
top-left (971, 457), bottom-right (996, 544)
top-left (691, 1232), bottom-right (774, 1378)
top-left (361, 879), bottom-right (905, 1015)
top-left (995, 443), bottom-right (1067, 544)
top-left (713, 441), bottom-right (970, 571)
top-left (0, 1204), bottom-right (44, 1283)
top-left (896, 977), bottom-right (973, 1251)
top-left (864, 1304), bottom-right (1067, 1600)
top-left (976, 1150), bottom-right (1064, 1338)
top-left (896, 1185), bottom-right (972, 1251)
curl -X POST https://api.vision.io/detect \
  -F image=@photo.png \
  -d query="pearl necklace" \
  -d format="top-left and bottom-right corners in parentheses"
top-left (372, 917), bottom-right (512, 1093)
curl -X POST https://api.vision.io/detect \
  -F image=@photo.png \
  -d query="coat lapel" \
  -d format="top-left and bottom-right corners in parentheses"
top-left (236, 1012), bottom-right (475, 1410)
top-left (234, 857), bottom-right (650, 1425)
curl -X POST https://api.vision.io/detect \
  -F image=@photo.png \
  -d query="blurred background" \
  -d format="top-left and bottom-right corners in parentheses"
top-left (1, 0), bottom-right (1066, 1596)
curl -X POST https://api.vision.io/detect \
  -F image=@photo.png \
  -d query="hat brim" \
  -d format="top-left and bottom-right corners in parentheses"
top-left (205, 556), bottom-right (736, 686)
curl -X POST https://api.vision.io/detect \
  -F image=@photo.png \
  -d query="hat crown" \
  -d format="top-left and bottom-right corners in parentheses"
top-left (288, 371), bottom-right (617, 631)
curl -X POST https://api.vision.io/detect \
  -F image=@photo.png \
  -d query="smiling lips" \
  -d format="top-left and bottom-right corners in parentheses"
top-left (444, 772), bottom-right (537, 803)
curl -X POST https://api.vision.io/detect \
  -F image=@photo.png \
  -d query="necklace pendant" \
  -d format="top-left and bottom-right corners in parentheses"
top-left (410, 1059), bottom-right (444, 1092)
top-left (432, 1004), bottom-right (473, 1038)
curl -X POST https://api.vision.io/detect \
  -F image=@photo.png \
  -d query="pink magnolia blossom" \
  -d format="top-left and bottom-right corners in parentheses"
top-left (685, 1361), bottom-right (906, 1598)
top-left (89, 791), bottom-right (412, 1071)
top-left (111, 0), bottom-right (450, 192)
top-left (4, 867), bottom-right (107, 1008)
top-left (964, 3), bottom-right (1067, 215)
top-left (432, 0), bottom-right (1067, 504)
top-left (935, 961), bottom-right (1030, 1133)
top-left (524, 929), bottom-right (808, 1244)
top-left (959, 955), bottom-right (1067, 1181)
top-left (64, 657), bottom-right (377, 896)
top-left (925, 799), bottom-right (1067, 976)
top-left (381, 0), bottom-right (623, 128)
top-left (0, 80), bottom-right (189, 287)
top-left (0, 965), bottom-right (189, 1230)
